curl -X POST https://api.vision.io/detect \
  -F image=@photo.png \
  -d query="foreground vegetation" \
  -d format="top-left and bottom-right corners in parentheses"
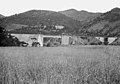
top-left (0, 46), bottom-right (120, 84)
top-left (0, 26), bottom-right (28, 47)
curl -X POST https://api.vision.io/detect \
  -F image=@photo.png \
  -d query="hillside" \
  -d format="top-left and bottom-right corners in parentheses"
top-left (60, 9), bottom-right (102, 23)
top-left (1, 8), bottom-right (120, 36)
top-left (0, 10), bottom-right (81, 35)
top-left (0, 14), bottom-right (4, 18)
top-left (80, 7), bottom-right (120, 36)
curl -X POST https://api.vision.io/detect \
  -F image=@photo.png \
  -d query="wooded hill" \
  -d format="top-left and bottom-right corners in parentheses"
top-left (0, 14), bottom-right (4, 18)
top-left (60, 9), bottom-right (102, 23)
top-left (0, 10), bottom-right (81, 34)
top-left (79, 7), bottom-right (120, 37)
top-left (1, 7), bottom-right (120, 36)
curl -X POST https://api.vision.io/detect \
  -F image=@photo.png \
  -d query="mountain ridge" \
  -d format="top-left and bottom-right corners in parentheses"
top-left (60, 9), bottom-right (102, 23)
top-left (1, 7), bottom-right (120, 36)
top-left (0, 9), bottom-right (82, 35)
top-left (0, 14), bottom-right (5, 18)
top-left (80, 7), bottom-right (120, 36)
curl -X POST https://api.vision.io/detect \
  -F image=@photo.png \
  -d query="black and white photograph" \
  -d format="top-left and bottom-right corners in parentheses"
top-left (0, 0), bottom-right (120, 84)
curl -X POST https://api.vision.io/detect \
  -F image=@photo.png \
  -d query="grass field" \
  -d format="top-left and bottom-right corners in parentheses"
top-left (0, 46), bottom-right (120, 84)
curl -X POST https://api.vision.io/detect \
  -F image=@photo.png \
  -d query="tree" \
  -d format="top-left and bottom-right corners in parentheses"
top-left (0, 26), bottom-right (21, 46)
top-left (0, 26), bottom-right (7, 46)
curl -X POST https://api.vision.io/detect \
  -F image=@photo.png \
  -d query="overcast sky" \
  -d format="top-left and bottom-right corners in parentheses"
top-left (0, 0), bottom-right (120, 16)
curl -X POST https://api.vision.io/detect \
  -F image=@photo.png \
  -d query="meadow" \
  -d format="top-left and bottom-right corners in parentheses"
top-left (0, 46), bottom-right (120, 84)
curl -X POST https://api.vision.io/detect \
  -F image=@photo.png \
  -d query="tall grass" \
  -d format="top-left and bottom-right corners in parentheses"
top-left (0, 46), bottom-right (120, 84)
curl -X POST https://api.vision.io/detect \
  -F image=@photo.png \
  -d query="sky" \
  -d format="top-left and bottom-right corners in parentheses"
top-left (0, 0), bottom-right (120, 16)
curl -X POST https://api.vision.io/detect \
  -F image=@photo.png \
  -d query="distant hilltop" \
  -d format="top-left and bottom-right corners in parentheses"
top-left (1, 7), bottom-right (120, 37)
top-left (0, 14), bottom-right (5, 18)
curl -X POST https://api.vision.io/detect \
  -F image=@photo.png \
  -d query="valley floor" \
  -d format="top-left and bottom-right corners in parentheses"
top-left (0, 46), bottom-right (120, 84)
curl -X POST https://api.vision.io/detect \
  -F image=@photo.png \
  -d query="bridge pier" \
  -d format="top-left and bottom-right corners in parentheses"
top-left (38, 35), bottom-right (44, 47)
